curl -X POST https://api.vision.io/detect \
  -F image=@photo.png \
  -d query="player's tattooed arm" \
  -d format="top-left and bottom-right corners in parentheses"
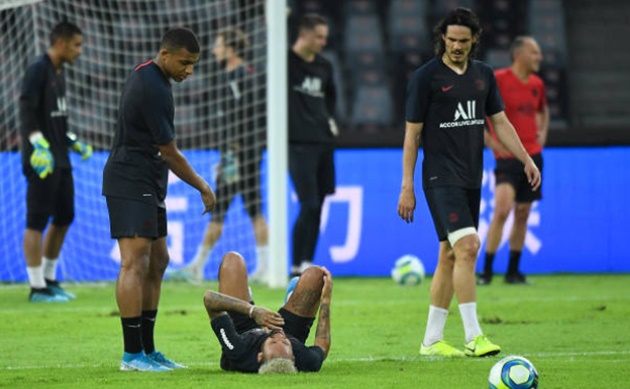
top-left (314, 268), bottom-right (333, 358)
top-left (203, 290), bottom-right (284, 330)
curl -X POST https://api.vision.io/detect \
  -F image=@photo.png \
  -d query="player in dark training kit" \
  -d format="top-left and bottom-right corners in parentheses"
top-left (289, 14), bottom-right (338, 276)
top-left (204, 251), bottom-right (332, 374)
top-left (169, 27), bottom-right (269, 283)
top-left (103, 27), bottom-right (216, 372)
top-left (397, 8), bottom-right (541, 358)
top-left (19, 21), bottom-right (91, 303)
top-left (478, 36), bottom-right (549, 285)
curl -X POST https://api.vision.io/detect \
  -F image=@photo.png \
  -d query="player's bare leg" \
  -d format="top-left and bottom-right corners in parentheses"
top-left (250, 214), bottom-right (269, 282)
top-left (420, 242), bottom-right (463, 356)
top-left (479, 183), bottom-right (516, 285)
top-left (218, 251), bottom-right (252, 301)
top-left (505, 202), bottom-right (532, 284)
top-left (282, 266), bottom-right (324, 318)
top-left (170, 221), bottom-right (223, 283)
top-left (41, 223), bottom-right (75, 299)
top-left (42, 223), bottom-right (69, 259)
top-left (117, 236), bottom-right (151, 319)
top-left (23, 228), bottom-right (43, 269)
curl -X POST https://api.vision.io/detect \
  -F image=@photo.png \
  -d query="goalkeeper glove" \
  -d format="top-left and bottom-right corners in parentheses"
top-left (29, 132), bottom-right (54, 179)
top-left (67, 132), bottom-right (92, 161)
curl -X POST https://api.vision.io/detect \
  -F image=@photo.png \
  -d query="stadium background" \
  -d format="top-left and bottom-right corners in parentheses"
top-left (0, 0), bottom-right (628, 282)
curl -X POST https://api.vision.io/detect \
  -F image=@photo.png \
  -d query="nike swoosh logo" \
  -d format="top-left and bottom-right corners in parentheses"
top-left (441, 85), bottom-right (454, 92)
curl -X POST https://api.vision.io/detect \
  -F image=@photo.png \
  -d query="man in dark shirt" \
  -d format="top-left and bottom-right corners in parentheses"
top-left (102, 27), bottom-right (216, 372)
top-left (204, 251), bottom-right (332, 374)
top-left (397, 8), bottom-right (541, 358)
top-left (169, 27), bottom-right (269, 283)
top-left (19, 21), bottom-right (91, 303)
top-left (288, 14), bottom-right (338, 277)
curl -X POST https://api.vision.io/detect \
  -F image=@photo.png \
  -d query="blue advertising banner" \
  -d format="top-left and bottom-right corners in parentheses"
top-left (0, 147), bottom-right (628, 282)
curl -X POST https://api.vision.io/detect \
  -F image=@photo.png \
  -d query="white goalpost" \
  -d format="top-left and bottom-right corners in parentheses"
top-left (0, 0), bottom-right (288, 287)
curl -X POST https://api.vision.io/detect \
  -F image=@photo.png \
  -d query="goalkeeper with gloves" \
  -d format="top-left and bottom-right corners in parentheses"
top-left (19, 21), bottom-right (92, 303)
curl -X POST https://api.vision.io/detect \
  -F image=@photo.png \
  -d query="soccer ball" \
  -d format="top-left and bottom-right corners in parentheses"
top-left (391, 255), bottom-right (425, 285)
top-left (488, 355), bottom-right (539, 389)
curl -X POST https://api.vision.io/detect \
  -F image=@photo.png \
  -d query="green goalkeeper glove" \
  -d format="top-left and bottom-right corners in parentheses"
top-left (67, 132), bottom-right (92, 161)
top-left (29, 132), bottom-right (54, 179)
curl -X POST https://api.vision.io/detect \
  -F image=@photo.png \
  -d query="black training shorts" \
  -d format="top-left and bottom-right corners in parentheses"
top-left (26, 167), bottom-right (74, 230)
top-left (105, 196), bottom-right (167, 239)
top-left (229, 305), bottom-right (314, 343)
top-left (423, 186), bottom-right (481, 243)
top-left (495, 153), bottom-right (543, 203)
top-left (211, 158), bottom-right (263, 223)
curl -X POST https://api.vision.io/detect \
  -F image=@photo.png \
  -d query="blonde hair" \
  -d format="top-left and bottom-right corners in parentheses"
top-left (258, 358), bottom-right (298, 374)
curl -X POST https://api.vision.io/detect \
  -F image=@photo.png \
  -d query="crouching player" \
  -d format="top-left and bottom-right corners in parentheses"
top-left (203, 252), bottom-right (331, 373)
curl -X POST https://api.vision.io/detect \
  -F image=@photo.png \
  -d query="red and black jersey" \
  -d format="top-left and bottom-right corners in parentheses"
top-left (490, 68), bottom-right (547, 158)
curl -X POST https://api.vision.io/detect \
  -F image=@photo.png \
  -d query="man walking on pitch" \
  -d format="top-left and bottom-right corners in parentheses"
top-left (204, 251), bottom-right (332, 373)
top-left (103, 27), bottom-right (216, 372)
top-left (397, 8), bottom-right (541, 357)
top-left (289, 14), bottom-right (338, 277)
top-left (478, 36), bottom-right (549, 285)
top-left (19, 21), bottom-right (92, 303)
top-left (169, 27), bottom-right (269, 283)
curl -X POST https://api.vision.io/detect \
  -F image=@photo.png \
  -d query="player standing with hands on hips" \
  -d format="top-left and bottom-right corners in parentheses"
top-left (477, 36), bottom-right (549, 286)
top-left (397, 8), bottom-right (541, 357)
top-left (102, 27), bottom-right (216, 372)
top-left (288, 14), bottom-right (338, 277)
top-left (19, 21), bottom-right (92, 303)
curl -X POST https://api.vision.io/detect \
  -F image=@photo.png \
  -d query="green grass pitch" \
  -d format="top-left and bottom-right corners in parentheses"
top-left (1, 275), bottom-right (628, 388)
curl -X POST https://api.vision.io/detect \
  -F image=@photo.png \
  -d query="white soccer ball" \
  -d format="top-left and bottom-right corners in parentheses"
top-left (391, 255), bottom-right (425, 286)
top-left (488, 355), bottom-right (539, 389)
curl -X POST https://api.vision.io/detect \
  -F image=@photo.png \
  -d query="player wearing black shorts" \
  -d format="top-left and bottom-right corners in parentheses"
top-left (397, 8), bottom-right (541, 358)
top-left (169, 28), bottom-right (269, 284)
top-left (204, 252), bottom-right (332, 373)
top-left (289, 14), bottom-right (338, 276)
top-left (478, 36), bottom-right (549, 285)
top-left (19, 21), bottom-right (91, 303)
top-left (102, 28), bottom-right (216, 372)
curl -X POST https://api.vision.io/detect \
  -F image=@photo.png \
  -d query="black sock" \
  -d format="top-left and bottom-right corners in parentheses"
top-left (121, 316), bottom-right (143, 354)
top-left (484, 252), bottom-right (496, 274)
top-left (142, 310), bottom-right (158, 354)
top-left (507, 250), bottom-right (522, 275)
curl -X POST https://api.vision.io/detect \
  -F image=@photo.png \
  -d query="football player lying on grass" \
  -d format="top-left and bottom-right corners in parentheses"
top-left (203, 251), bottom-right (332, 374)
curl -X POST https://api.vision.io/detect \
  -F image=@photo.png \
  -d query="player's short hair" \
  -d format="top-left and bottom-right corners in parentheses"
top-left (258, 358), bottom-right (298, 375)
top-left (217, 27), bottom-right (249, 57)
top-left (509, 36), bottom-right (533, 61)
top-left (298, 13), bottom-right (328, 33)
top-left (49, 21), bottom-right (82, 46)
top-left (160, 27), bottom-right (200, 54)
top-left (433, 7), bottom-right (482, 58)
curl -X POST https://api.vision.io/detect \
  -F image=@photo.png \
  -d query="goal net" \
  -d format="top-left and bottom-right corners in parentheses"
top-left (0, 0), bottom-right (269, 282)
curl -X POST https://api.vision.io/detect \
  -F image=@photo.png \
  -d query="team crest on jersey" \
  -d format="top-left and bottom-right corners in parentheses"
top-left (475, 78), bottom-right (485, 91)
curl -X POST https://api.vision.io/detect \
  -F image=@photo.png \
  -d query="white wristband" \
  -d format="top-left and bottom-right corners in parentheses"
top-left (28, 131), bottom-right (44, 145)
top-left (248, 306), bottom-right (255, 318)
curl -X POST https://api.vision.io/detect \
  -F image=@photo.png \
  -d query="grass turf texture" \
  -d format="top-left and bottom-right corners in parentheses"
top-left (0, 275), bottom-right (628, 388)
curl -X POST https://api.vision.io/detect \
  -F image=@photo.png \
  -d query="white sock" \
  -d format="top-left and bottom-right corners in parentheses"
top-left (255, 245), bottom-right (268, 273)
top-left (422, 305), bottom-right (449, 346)
top-left (27, 266), bottom-right (46, 289)
top-left (43, 256), bottom-right (58, 281)
top-left (190, 244), bottom-right (212, 270)
top-left (298, 260), bottom-right (313, 273)
top-left (459, 302), bottom-right (483, 343)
